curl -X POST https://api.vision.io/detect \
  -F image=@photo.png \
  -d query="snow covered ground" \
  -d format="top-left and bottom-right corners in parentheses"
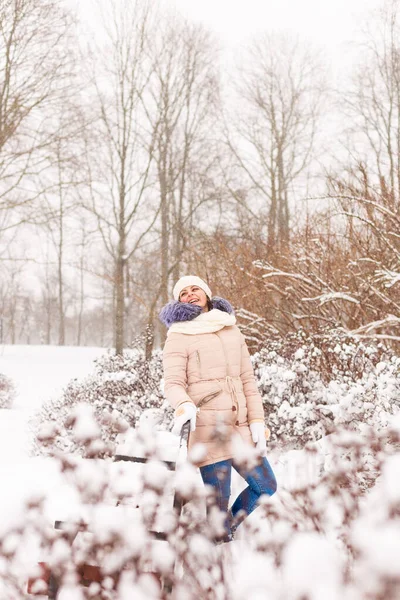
top-left (0, 345), bottom-right (103, 525)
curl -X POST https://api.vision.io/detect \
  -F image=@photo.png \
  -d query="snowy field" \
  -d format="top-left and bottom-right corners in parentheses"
top-left (0, 345), bottom-right (103, 529)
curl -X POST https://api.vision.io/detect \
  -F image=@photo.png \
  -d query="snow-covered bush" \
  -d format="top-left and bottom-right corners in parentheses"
top-left (32, 344), bottom-right (171, 456)
top-left (0, 372), bottom-right (15, 408)
top-left (21, 408), bottom-right (232, 600)
top-left (33, 327), bottom-right (400, 456)
top-left (5, 409), bottom-right (400, 599)
top-left (255, 329), bottom-right (400, 448)
top-left (240, 419), bottom-right (400, 599)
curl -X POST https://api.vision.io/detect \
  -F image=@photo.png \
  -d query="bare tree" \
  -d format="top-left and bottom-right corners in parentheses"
top-left (81, 0), bottom-right (159, 354)
top-left (0, 259), bottom-right (24, 344)
top-left (225, 34), bottom-right (325, 253)
top-left (144, 15), bottom-right (221, 318)
top-left (0, 0), bottom-right (75, 231)
top-left (72, 216), bottom-right (97, 346)
top-left (39, 102), bottom-right (88, 346)
top-left (342, 0), bottom-right (400, 201)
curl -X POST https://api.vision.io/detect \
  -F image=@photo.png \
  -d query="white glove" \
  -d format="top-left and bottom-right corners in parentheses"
top-left (250, 422), bottom-right (269, 456)
top-left (172, 402), bottom-right (197, 435)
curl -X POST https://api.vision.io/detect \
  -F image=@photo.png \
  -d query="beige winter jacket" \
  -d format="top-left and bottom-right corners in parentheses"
top-left (162, 323), bottom-right (265, 467)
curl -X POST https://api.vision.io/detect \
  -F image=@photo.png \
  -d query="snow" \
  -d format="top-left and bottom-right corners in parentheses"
top-left (0, 343), bottom-right (399, 598)
top-left (301, 292), bottom-right (361, 308)
top-left (0, 345), bottom-right (101, 458)
top-left (282, 532), bottom-right (342, 600)
top-left (380, 454), bottom-right (400, 503)
top-left (116, 427), bottom-right (180, 463)
top-left (0, 345), bottom-right (102, 546)
top-left (0, 345), bottom-right (101, 413)
top-left (294, 348), bottom-right (305, 360)
top-left (69, 403), bottom-right (102, 442)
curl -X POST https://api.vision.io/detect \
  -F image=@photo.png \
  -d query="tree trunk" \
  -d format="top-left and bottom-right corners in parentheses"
top-left (57, 231), bottom-right (65, 345)
top-left (160, 155), bottom-right (169, 307)
top-left (45, 300), bottom-right (51, 345)
top-left (277, 144), bottom-right (289, 250)
top-left (115, 147), bottom-right (127, 354)
top-left (76, 257), bottom-right (84, 346)
top-left (145, 300), bottom-right (157, 361)
top-left (115, 253), bottom-right (125, 355)
top-left (267, 172), bottom-right (277, 253)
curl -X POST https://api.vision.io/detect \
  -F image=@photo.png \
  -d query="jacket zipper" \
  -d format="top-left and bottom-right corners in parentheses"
top-left (196, 350), bottom-right (201, 377)
top-left (213, 332), bottom-right (229, 376)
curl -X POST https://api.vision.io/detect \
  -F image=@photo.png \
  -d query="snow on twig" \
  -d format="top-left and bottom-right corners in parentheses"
top-left (253, 260), bottom-right (315, 286)
top-left (302, 292), bottom-right (360, 306)
top-left (374, 269), bottom-right (400, 288)
top-left (350, 315), bottom-right (400, 334)
top-left (354, 334), bottom-right (400, 341)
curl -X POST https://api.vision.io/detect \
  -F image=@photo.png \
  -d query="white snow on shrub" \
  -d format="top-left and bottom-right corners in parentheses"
top-left (0, 373), bottom-right (15, 409)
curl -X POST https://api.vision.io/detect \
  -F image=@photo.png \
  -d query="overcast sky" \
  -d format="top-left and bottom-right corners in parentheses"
top-left (170, 0), bottom-right (383, 75)
top-left (74, 0), bottom-right (383, 50)
top-left (70, 0), bottom-right (386, 79)
top-left (172, 0), bottom-right (381, 45)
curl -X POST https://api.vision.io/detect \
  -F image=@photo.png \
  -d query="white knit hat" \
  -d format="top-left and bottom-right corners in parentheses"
top-left (173, 276), bottom-right (212, 301)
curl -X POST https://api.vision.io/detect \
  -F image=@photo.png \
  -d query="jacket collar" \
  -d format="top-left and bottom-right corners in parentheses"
top-left (159, 297), bottom-right (234, 328)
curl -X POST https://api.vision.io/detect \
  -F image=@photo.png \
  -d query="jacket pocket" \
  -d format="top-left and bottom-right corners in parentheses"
top-left (196, 389), bottom-right (222, 409)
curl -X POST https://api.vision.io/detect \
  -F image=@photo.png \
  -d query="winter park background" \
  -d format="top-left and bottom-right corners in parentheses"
top-left (1, 0), bottom-right (400, 597)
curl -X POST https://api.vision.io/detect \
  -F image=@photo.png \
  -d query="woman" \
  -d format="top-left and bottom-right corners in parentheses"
top-left (159, 275), bottom-right (277, 541)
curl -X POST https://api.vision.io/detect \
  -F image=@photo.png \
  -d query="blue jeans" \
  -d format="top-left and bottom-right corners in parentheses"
top-left (199, 457), bottom-right (277, 538)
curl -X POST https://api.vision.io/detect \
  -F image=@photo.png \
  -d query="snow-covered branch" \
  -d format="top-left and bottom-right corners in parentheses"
top-left (302, 292), bottom-right (360, 306)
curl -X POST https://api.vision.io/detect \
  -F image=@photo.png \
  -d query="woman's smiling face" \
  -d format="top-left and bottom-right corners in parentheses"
top-left (179, 285), bottom-right (208, 311)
